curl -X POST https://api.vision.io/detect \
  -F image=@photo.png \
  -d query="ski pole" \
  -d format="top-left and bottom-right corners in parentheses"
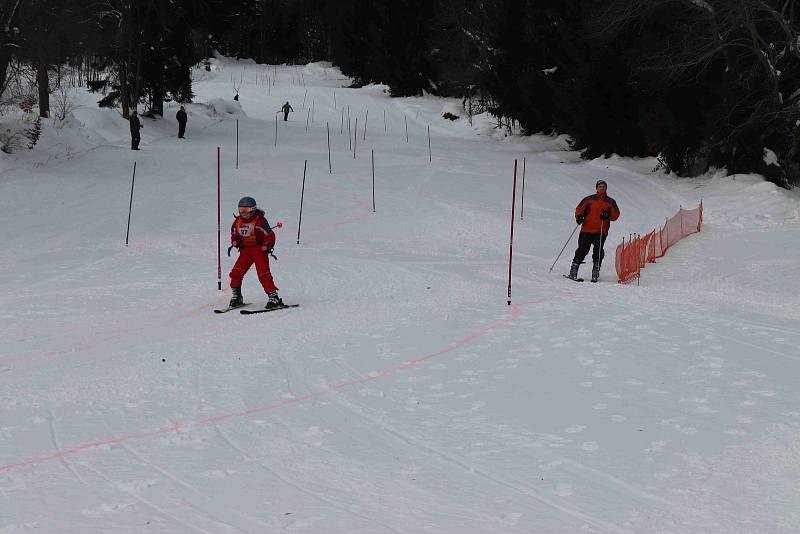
top-left (596, 218), bottom-right (606, 277)
top-left (549, 223), bottom-right (580, 272)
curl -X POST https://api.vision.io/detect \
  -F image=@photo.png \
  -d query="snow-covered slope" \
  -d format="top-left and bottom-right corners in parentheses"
top-left (1, 59), bottom-right (799, 533)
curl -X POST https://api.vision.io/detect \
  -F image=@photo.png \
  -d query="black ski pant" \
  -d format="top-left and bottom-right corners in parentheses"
top-left (178, 121), bottom-right (186, 138)
top-left (283, 111), bottom-right (289, 121)
top-left (131, 132), bottom-right (140, 150)
top-left (572, 232), bottom-right (607, 266)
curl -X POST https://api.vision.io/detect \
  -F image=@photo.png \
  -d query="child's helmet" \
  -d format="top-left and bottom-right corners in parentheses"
top-left (238, 196), bottom-right (257, 209)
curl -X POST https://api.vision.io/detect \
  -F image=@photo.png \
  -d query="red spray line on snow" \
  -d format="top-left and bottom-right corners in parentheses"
top-left (507, 159), bottom-right (518, 305)
top-left (0, 306), bottom-right (521, 474)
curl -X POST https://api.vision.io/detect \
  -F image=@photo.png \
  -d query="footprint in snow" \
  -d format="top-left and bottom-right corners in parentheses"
top-left (554, 483), bottom-right (573, 497)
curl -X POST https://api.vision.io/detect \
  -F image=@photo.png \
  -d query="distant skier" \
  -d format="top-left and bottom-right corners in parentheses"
top-left (176, 105), bottom-right (187, 138)
top-left (281, 101), bottom-right (293, 121)
top-left (568, 180), bottom-right (620, 282)
top-left (228, 196), bottom-right (284, 309)
top-left (129, 110), bottom-right (143, 150)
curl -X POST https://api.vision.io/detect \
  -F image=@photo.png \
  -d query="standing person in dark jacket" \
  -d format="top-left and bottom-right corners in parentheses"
top-left (281, 101), bottom-right (293, 121)
top-left (130, 110), bottom-right (143, 150)
top-left (176, 105), bottom-right (187, 138)
top-left (568, 180), bottom-right (620, 282)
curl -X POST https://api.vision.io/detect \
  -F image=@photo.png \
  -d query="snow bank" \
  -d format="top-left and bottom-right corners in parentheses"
top-left (440, 102), bottom-right (465, 120)
top-left (202, 98), bottom-right (246, 120)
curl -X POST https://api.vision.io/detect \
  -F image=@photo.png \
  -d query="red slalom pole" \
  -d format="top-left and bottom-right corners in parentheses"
top-left (507, 159), bottom-right (518, 305)
top-left (216, 147), bottom-right (222, 290)
top-left (371, 149), bottom-right (375, 213)
top-left (520, 157), bottom-right (526, 220)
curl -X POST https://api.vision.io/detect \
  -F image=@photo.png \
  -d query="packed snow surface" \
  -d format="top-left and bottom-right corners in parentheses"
top-left (1, 59), bottom-right (799, 533)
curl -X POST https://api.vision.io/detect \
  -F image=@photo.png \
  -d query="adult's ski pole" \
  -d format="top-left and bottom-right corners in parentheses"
top-left (549, 223), bottom-right (580, 272)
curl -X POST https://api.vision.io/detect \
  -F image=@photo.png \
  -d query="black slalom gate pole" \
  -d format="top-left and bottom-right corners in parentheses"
top-left (297, 159), bottom-right (307, 244)
top-left (507, 159), bottom-right (518, 305)
top-left (427, 125), bottom-right (432, 162)
top-left (520, 157), bottom-right (526, 220)
top-left (125, 161), bottom-right (137, 246)
top-left (274, 115), bottom-right (278, 148)
top-left (327, 122), bottom-right (332, 174)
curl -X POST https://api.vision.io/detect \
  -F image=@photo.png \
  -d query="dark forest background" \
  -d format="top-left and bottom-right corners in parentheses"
top-left (2, 0), bottom-right (800, 187)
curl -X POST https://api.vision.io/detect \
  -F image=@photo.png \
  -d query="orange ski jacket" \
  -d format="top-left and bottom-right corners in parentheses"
top-left (575, 192), bottom-right (620, 234)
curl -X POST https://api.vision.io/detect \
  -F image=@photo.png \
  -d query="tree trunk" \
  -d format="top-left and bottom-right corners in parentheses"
top-left (0, 48), bottom-right (11, 98)
top-left (120, 63), bottom-right (130, 119)
top-left (152, 88), bottom-right (164, 116)
top-left (37, 61), bottom-right (49, 118)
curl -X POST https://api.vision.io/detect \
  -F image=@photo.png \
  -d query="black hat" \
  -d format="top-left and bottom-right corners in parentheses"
top-left (595, 180), bottom-right (607, 188)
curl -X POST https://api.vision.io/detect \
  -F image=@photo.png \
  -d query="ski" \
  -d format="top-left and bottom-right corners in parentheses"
top-left (214, 302), bottom-right (251, 314)
top-left (563, 275), bottom-right (584, 282)
top-left (240, 304), bottom-right (299, 315)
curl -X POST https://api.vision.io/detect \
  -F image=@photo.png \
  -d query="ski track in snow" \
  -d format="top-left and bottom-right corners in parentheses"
top-left (0, 307), bottom-right (521, 473)
top-left (2, 61), bottom-right (800, 533)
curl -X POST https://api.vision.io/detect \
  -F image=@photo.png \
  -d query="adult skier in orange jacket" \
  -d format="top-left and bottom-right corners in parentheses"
top-left (568, 180), bottom-right (620, 282)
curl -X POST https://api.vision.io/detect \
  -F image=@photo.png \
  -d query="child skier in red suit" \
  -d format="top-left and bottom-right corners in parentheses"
top-left (228, 196), bottom-right (283, 309)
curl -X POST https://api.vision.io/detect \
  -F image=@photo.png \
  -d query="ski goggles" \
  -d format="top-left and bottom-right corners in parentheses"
top-left (238, 206), bottom-right (255, 215)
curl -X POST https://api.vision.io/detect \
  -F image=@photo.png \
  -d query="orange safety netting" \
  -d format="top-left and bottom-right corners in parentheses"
top-left (615, 202), bottom-right (703, 284)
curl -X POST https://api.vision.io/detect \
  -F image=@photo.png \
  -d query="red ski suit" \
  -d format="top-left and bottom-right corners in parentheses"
top-left (229, 209), bottom-right (278, 293)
